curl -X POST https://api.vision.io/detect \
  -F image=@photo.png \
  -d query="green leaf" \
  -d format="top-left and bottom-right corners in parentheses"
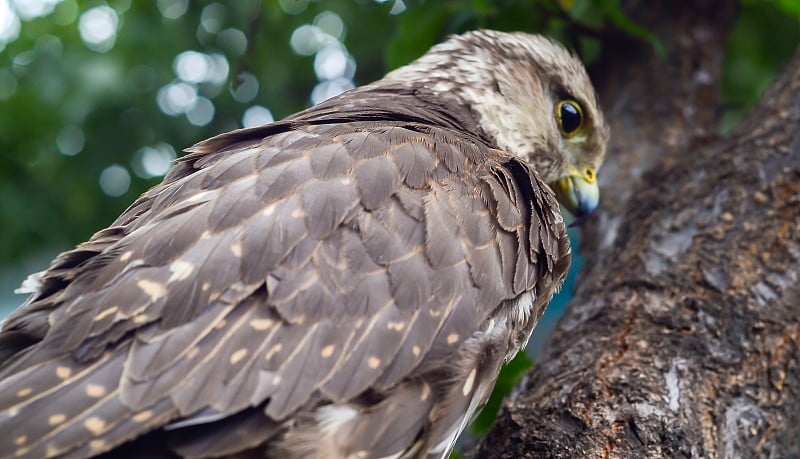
top-left (469, 351), bottom-right (533, 435)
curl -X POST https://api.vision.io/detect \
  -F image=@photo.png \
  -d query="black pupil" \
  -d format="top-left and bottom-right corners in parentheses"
top-left (560, 102), bottom-right (582, 133)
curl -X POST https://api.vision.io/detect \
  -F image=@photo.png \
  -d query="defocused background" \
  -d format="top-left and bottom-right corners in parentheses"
top-left (0, 0), bottom-right (798, 437)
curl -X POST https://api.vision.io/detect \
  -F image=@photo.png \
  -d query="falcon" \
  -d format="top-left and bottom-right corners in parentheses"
top-left (0, 30), bottom-right (608, 458)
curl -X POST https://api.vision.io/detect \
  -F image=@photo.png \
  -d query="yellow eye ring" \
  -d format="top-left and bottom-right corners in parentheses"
top-left (555, 100), bottom-right (584, 137)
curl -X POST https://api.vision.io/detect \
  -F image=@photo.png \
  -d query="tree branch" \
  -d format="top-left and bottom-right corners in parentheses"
top-left (477, 1), bottom-right (800, 457)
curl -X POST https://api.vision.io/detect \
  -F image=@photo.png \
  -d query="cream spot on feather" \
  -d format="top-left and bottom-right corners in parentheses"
top-left (266, 343), bottom-right (283, 360)
top-left (133, 314), bottom-right (149, 324)
top-left (187, 347), bottom-right (200, 360)
top-left (367, 357), bottom-right (381, 369)
top-left (201, 281), bottom-right (211, 291)
top-left (48, 414), bottom-right (66, 425)
top-left (320, 345), bottom-right (335, 358)
top-left (16, 388), bottom-right (32, 398)
top-left (168, 260), bottom-right (194, 282)
top-left (86, 384), bottom-right (106, 398)
top-left (463, 368), bottom-right (477, 396)
top-left (421, 382), bottom-right (431, 401)
top-left (230, 348), bottom-right (248, 365)
top-left (89, 440), bottom-right (107, 452)
top-left (249, 319), bottom-right (274, 330)
top-left (94, 306), bottom-right (119, 322)
top-left (291, 208), bottom-right (306, 218)
top-left (214, 319), bottom-right (227, 329)
top-left (412, 345), bottom-right (421, 357)
top-left (56, 366), bottom-right (72, 379)
top-left (84, 417), bottom-right (107, 435)
top-left (262, 203), bottom-right (277, 216)
top-left (14, 435), bottom-right (26, 446)
top-left (133, 410), bottom-right (153, 423)
top-left (185, 190), bottom-right (217, 203)
top-left (231, 242), bottom-right (243, 258)
top-left (447, 333), bottom-right (459, 345)
top-left (272, 375), bottom-right (282, 385)
top-left (119, 251), bottom-right (133, 262)
top-left (387, 321), bottom-right (406, 331)
top-left (137, 279), bottom-right (167, 302)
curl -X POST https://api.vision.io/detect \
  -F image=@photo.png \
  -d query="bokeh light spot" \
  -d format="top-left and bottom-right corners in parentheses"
top-left (313, 11), bottom-right (344, 40)
top-left (200, 3), bottom-right (225, 33)
top-left (314, 45), bottom-right (348, 81)
top-left (311, 78), bottom-right (354, 105)
top-left (11, 0), bottom-right (62, 20)
top-left (35, 34), bottom-right (63, 57)
top-left (230, 71), bottom-right (258, 103)
top-left (242, 105), bottom-right (273, 128)
top-left (186, 96), bottom-right (214, 126)
top-left (157, 0), bottom-right (187, 19)
top-left (290, 24), bottom-right (326, 56)
top-left (208, 53), bottom-right (229, 84)
top-left (157, 81), bottom-right (197, 116)
top-left (51, 0), bottom-right (77, 26)
top-left (99, 164), bottom-right (131, 197)
top-left (12, 50), bottom-right (33, 67)
top-left (56, 125), bottom-right (84, 156)
top-left (279, 0), bottom-right (307, 15)
top-left (0, 0), bottom-right (21, 46)
top-left (78, 5), bottom-right (118, 52)
top-left (174, 50), bottom-right (211, 83)
top-left (132, 143), bottom-right (176, 178)
top-left (389, 0), bottom-right (407, 14)
top-left (217, 28), bottom-right (247, 56)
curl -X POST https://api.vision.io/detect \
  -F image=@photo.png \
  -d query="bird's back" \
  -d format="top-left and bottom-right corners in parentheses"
top-left (0, 84), bottom-right (570, 459)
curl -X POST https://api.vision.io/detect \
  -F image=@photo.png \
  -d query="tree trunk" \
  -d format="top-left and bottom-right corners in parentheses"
top-left (476, 1), bottom-right (800, 458)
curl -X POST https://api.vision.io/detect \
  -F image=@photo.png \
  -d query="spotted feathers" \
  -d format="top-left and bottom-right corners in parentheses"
top-left (0, 30), bottom-right (594, 459)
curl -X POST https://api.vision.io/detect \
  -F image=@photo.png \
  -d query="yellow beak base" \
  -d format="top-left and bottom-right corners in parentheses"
top-left (554, 166), bottom-right (599, 221)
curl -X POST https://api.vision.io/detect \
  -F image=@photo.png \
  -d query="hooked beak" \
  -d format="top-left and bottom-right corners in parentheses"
top-left (554, 165), bottom-right (599, 225)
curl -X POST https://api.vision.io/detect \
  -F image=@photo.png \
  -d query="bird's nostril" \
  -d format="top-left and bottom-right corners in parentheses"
top-left (584, 168), bottom-right (596, 183)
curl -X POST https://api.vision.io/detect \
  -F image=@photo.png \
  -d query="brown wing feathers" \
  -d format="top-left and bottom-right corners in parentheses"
top-left (0, 112), bottom-right (567, 458)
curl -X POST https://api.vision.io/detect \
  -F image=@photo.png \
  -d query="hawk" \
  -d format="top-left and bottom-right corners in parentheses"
top-left (0, 30), bottom-right (608, 458)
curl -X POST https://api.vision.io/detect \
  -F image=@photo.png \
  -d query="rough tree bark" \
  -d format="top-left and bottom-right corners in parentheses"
top-left (477, 1), bottom-right (800, 458)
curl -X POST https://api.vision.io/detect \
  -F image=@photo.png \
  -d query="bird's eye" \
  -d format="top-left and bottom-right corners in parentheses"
top-left (556, 100), bottom-right (584, 137)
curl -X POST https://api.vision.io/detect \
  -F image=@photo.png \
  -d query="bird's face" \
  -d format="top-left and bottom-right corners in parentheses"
top-left (385, 30), bottom-right (610, 220)
top-left (520, 63), bottom-right (608, 222)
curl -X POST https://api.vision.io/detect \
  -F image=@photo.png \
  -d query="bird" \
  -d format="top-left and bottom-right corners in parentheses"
top-left (0, 30), bottom-right (608, 458)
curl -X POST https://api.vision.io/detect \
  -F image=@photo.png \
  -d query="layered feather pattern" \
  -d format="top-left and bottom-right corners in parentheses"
top-left (0, 33), bottom-right (582, 459)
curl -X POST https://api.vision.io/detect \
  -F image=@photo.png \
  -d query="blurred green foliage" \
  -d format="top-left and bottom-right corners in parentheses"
top-left (722, 0), bottom-right (800, 131)
top-left (2, 0), bottom-right (796, 267)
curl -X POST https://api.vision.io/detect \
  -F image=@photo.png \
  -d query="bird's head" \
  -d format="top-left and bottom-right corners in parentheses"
top-left (384, 30), bottom-right (609, 221)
